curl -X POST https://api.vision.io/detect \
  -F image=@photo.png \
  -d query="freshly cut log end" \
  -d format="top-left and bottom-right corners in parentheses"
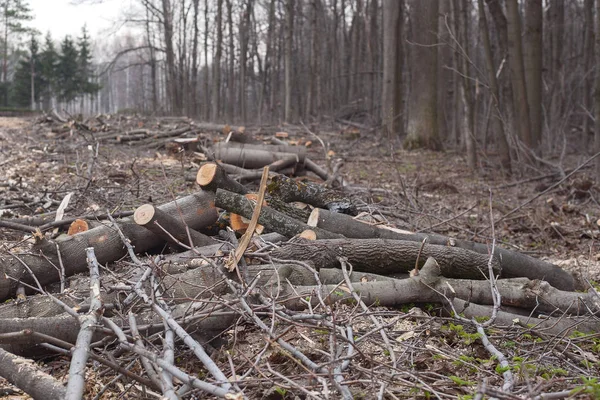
top-left (197, 163), bottom-right (218, 187)
top-left (67, 219), bottom-right (89, 235)
top-left (133, 204), bottom-right (156, 226)
top-left (299, 230), bottom-right (316, 240)
top-left (230, 193), bottom-right (266, 234)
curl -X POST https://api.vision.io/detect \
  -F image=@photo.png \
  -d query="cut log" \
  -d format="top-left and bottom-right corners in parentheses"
top-left (67, 219), bottom-right (102, 235)
top-left (0, 191), bottom-right (218, 301)
top-left (134, 204), bottom-right (217, 248)
top-left (304, 158), bottom-right (332, 182)
top-left (198, 163), bottom-right (310, 221)
top-left (196, 162), bottom-right (248, 194)
top-left (307, 208), bottom-right (580, 291)
top-left (268, 174), bottom-right (357, 215)
top-left (214, 189), bottom-right (342, 239)
top-left (270, 238), bottom-right (500, 279)
top-left (208, 144), bottom-right (305, 169)
top-left (226, 130), bottom-right (263, 144)
top-left (217, 142), bottom-right (306, 156)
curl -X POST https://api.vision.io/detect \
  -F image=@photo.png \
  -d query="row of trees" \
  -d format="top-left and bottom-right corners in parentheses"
top-left (1, 0), bottom-right (99, 109)
top-left (11, 29), bottom-right (99, 109)
top-left (98, 0), bottom-right (599, 174)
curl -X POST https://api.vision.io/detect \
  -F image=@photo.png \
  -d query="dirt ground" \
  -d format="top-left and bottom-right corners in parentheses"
top-left (1, 115), bottom-right (599, 399)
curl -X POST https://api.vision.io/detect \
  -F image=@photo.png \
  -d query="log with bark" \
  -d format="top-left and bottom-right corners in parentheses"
top-left (205, 143), bottom-right (306, 169)
top-left (268, 174), bottom-right (357, 215)
top-left (0, 191), bottom-right (217, 301)
top-left (214, 188), bottom-right (341, 239)
top-left (308, 208), bottom-right (580, 291)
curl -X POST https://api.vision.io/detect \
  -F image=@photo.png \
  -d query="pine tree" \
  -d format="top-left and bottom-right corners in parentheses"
top-left (38, 32), bottom-right (58, 109)
top-left (0, 0), bottom-right (33, 105)
top-left (56, 35), bottom-right (79, 103)
top-left (76, 25), bottom-right (99, 99)
top-left (10, 34), bottom-right (40, 108)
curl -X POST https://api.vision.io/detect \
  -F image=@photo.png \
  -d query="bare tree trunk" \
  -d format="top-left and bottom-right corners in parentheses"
top-left (306, 0), bottom-right (318, 118)
top-left (144, 5), bottom-right (158, 113)
top-left (451, 0), bottom-right (477, 170)
top-left (258, 0), bottom-right (276, 121)
top-left (548, 0), bottom-right (564, 149)
top-left (204, 0), bottom-right (210, 120)
top-left (381, 0), bottom-right (403, 139)
top-left (524, 0), bottom-right (543, 153)
top-left (211, 0), bottom-right (223, 121)
top-left (227, 0), bottom-right (235, 120)
top-left (191, 0), bottom-right (200, 117)
top-left (404, 0), bottom-right (441, 151)
top-left (239, 0), bottom-right (254, 123)
top-left (583, 0), bottom-right (594, 148)
top-left (284, 0), bottom-right (295, 122)
top-left (161, 0), bottom-right (178, 114)
top-left (478, 0), bottom-right (511, 175)
top-left (486, 0), bottom-right (516, 156)
top-left (595, 0), bottom-right (600, 176)
top-left (506, 0), bottom-right (532, 150)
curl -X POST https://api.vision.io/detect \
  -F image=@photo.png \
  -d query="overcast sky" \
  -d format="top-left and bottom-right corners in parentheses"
top-left (28, 0), bottom-right (126, 40)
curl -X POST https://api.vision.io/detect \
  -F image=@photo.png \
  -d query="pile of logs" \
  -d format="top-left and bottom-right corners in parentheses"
top-left (0, 125), bottom-right (598, 398)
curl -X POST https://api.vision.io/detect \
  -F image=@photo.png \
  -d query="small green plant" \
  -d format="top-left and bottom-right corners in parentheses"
top-left (449, 376), bottom-right (476, 386)
top-left (274, 386), bottom-right (288, 397)
top-left (495, 364), bottom-right (511, 374)
top-left (571, 377), bottom-right (600, 398)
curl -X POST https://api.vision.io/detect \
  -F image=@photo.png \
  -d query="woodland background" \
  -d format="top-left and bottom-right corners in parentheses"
top-left (1, 0), bottom-right (600, 175)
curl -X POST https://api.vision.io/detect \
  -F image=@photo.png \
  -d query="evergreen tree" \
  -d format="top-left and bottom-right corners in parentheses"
top-left (76, 25), bottom-right (98, 96)
top-left (0, 0), bottom-right (33, 105)
top-left (38, 32), bottom-right (57, 108)
top-left (10, 33), bottom-right (40, 108)
top-left (56, 35), bottom-right (79, 103)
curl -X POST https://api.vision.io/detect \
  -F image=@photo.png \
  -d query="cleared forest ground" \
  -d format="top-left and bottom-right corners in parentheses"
top-left (0, 115), bottom-right (599, 399)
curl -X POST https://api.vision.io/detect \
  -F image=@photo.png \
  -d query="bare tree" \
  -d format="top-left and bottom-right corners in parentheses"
top-left (583, 0), bottom-right (594, 146)
top-left (381, 0), bottom-right (403, 140)
top-left (404, 0), bottom-right (441, 151)
top-left (211, 0), bottom-right (223, 121)
top-left (506, 0), bottom-right (532, 150)
top-left (478, 0), bottom-right (511, 174)
top-left (452, 0), bottom-right (477, 170)
top-left (284, 0), bottom-right (294, 122)
top-left (595, 0), bottom-right (600, 176)
top-left (524, 0), bottom-right (543, 152)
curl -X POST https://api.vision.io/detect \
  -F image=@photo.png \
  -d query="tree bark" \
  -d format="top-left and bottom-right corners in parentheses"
top-left (595, 0), bottom-right (600, 176)
top-left (404, 0), bottom-right (442, 151)
top-left (284, 0), bottom-right (295, 122)
top-left (308, 208), bottom-right (580, 291)
top-left (271, 238), bottom-right (500, 279)
top-left (161, 0), bottom-right (178, 114)
top-left (523, 0), bottom-right (543, 153)
top-left (478, 0), bottom-right (511, 175)
top-left (0, 191), bottom-right (218, 301)
top-left (583, 0), bottom-right (594, 148)
top-left (211, 0), bottom-right (223, 121)
top-left (214, 189), bottom-right (342, 239)
top-left (453, 0), bottom-right (477, 170)
top-left (381, 0), bottom-right (404, 139)
top-left (506, 0), bottom-right (533, 150)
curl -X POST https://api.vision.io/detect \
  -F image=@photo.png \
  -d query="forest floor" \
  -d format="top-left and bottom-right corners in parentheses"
top-left (0, 115), bottom-right (599, 399)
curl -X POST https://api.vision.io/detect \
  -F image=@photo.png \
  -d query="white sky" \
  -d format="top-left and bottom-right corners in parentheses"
top-left (28, 0), bottom-right (126, 40)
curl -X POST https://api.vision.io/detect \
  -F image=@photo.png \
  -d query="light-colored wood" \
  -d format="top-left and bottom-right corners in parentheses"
top-left (67, 219), bottom-right (89, 235)
top-left (196, 163), bottom-right (218, 186)
top-left (299, 229), bottom-right (316, 240)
